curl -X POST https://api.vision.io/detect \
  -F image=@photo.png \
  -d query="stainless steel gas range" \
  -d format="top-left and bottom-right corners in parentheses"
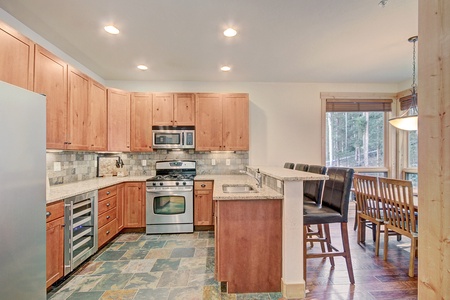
top-left (146, 160), bottom-right (196, 234)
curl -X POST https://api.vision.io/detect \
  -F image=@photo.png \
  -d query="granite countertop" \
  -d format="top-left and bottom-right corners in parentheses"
top-left (47, 176), bottom-right (150, 204)
top-left (247, 166), bottom-right (328, 181)
top-left (194, 174), bottom-right (283, 200)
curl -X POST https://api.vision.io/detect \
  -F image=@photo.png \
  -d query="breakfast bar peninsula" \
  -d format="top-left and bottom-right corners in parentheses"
top-left (195, 166), bottom-right (328, 299)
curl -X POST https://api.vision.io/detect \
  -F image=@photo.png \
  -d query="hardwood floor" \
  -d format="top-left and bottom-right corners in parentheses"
top-left (303, 201), bottom-right (418, 299)
top-left (47, 201), bottom-right (417, 299)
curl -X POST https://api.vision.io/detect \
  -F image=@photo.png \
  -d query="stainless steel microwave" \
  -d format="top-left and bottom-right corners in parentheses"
top-left (152, 126), bottom-right (195, 149)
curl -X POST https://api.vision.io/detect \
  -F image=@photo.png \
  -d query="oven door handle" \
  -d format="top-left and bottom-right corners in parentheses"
top-left (146, 187), bottom-right (193, 193)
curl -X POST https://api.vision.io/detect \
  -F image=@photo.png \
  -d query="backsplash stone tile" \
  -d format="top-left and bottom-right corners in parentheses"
top-left (46, 150), bottom-right (249, 186)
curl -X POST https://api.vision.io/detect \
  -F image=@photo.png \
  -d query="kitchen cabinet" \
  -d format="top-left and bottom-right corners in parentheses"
top-left (215, 198), bottom-right (282, 293)
top-left (66, 66), bottom-right (90, 150)
top-left (153, 93), bottom-right (195, 126)
top-left (124, 182), bottom-right (145, 228)
top-left (46, 200), bottom-right (64, 288)
top-left (107, 88), bottom-right (131, 152)
top-left (98, 185), bottom-right (118, 248)
top-left (116, 183), bottom-right (125, 231)
top-left (88, 80), bottom-right (107, 151)
top-left (34, 45), bottom-right (68, 149)
top-left (194, 181), bottom-right (214, 226)
top-left (0, 21), bottom-right (34, 90)
top-left (131, 92), bottom-right (153, 152)
top-left (195, 93), bottom-right (249, 151)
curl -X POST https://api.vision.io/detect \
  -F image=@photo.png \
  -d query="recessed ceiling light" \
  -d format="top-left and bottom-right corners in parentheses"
top-left (137, 65), bottom-right (148, 70)
top-left (223, 28), bottom-right (237, 37)
top-left (220, 66), bottom-right (231, 72)
top-left (104, 25), bottom-right (119, 35)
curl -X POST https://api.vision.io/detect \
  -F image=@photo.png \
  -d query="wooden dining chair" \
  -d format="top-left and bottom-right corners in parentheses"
top-left (353, 174), bottom-right (383, 256)
top-left (379, 177), bottom-right (418, 277)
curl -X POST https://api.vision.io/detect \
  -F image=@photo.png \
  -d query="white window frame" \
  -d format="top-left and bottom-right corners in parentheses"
top-left (320, 92), bottom-right (397, 176)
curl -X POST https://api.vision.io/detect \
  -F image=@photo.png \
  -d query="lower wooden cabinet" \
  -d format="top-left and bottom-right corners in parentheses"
top-left (98, 185), bottom-right (118, 248)
top-left (194, 181), bottom-right (214, 226)
top-left (46, 200), bottom-right (64, 288)
top-left (117, 183), bottom-right (125, 231)
top-left (124, 182), bottom-right (146, 228)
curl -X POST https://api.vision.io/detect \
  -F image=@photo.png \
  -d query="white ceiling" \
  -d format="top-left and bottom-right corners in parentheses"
top-left (0, 0), bottom-right (418, 83)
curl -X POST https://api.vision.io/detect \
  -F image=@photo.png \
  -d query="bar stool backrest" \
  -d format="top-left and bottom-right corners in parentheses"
top-left (321, 167), bottom-right (354, 223)
top-left (284, 162), bottom-right (295, 169)
top-left (304, 165), bottom-right (327, 205)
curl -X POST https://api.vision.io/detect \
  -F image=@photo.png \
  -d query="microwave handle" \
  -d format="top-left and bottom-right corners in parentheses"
top-left (182, 132), bottom-right (184, 145)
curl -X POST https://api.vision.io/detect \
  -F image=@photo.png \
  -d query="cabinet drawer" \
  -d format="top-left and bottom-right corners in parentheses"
top-left (98, 209), bottom-right (117, 228)
top-left (98, 185), bottom-right (117, 201)
top-left (46, 200), bottom-right (64, 223)
top-left (195, 181), bottom-right (213, 190)
top-left (98, 196), bottom-right (117, 215)
top-left (98, 219), bottom-right (118, 247)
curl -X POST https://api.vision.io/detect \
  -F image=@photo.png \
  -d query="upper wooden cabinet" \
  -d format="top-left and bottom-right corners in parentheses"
top-left (66, 66), bottom-right (89, 150)
top-left (196, 93), bottom-right (249, 151)
top-left (222, 94), bottom-right (249, 151)
top-left (131, 92), bottom-right (153, 152)
top-left (153, 93), bottom-right (195, 126)
top-left (34, 45), bottom-right (68, 149)
top-left (0, 21), bottom-right (34, 90)
top-left (108, 88), bottom-right (131, 152)
top-left (88, 80), bottom-right (107, 151)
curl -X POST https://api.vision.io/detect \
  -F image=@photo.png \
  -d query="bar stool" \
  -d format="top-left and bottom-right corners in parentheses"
top-left (294, 163), bottom-right (309, 172)
top-left (283, 162), bottom-right (295, 169)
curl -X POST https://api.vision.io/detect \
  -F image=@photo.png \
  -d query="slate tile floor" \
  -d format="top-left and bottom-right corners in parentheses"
top-left (47, 202), bottom-right (418, 299)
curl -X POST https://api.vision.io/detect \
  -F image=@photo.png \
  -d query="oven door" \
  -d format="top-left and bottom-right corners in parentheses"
top-left (146, 187), bottom-right (194, 234)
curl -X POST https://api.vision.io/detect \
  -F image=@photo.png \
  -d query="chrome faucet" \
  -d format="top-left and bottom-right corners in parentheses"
top-left (242, 168), bottom-right (263, 188)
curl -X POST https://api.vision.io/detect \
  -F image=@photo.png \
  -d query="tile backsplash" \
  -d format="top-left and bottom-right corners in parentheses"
top-left (46, 150), bottom-right (249, 186)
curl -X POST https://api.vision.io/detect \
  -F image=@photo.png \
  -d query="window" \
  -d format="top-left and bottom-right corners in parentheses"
top-left (321, 94), bottom-right (393, 175)
top-left (400, 94), bottom-right (418, 188)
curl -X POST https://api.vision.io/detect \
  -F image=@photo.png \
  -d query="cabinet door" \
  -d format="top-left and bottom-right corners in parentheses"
top-left (46, 217), bottom-right (64, 288)
top-left (194, 182), bottom-right (214, 225)
top-left (107, 88), bottom-right (130, 152)
top-left (131, 92), bottom-right (153, 152)
top-left (66, 66), bottom-right (89, 150)
top-left (152, 93), bottom-right (174, 126)
top-left (174, 93), bottom-right (195, 126)
top-left (222, 93), bottom-right (249, 151)
top-left (117, 183), bottom-right (125, 231)
top-left (195, 93), bottom-right (223, 151)
top-left (124, 182), bottom-right (145, 228)
top-left (88, 80), bottom-right (107, 151)
top-left (0, 21), bottom-right (34, 90)
top-left (34, 45), bottom-right (68, 149)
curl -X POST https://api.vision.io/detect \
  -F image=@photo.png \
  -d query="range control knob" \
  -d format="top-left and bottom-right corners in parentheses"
top-left (176, 182), bottom-right (180, 186)
top-left (182, 182), bottom-right (187, 186)
top-left (160, 182), bottom-right (163, 186)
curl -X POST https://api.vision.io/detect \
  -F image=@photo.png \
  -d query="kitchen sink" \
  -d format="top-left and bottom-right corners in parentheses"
top-left (222, 184), bottom-right (258, 193)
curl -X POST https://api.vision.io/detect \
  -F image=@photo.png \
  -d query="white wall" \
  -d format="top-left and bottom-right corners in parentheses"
top-left (106, 81), bottom-right (399, 167)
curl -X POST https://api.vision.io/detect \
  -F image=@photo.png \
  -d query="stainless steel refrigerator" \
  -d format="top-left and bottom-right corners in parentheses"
top-left (0, 81), bottom-right (46, 299)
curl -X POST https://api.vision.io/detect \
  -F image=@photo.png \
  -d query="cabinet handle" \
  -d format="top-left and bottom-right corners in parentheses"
top-left (106, 230), bottom-right (110, 235)
top-left (46, 211), bottom-right (51, 217)
top-left (106, 215), bottom-right (110, 219)
top-left (106, 203), bottom-right (110, 207)
top-left (106, 191), bottom-right (110, 195)
top-left (201, 184), bottom-right (206, 188)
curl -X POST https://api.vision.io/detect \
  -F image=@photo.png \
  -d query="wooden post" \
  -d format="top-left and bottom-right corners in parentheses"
top-left (418, 1), bottom-right (450, 298)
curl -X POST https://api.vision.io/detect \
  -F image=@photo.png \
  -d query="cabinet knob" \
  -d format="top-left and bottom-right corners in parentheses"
top-left (106, 230), bottom-right (110, 235)
top-left (201, 184), bottom-right (206, 188)
top-left (106, 191), bottom-right (110, 195)
top-left (106, 215), bottom-right (110, 219)
top-left (46, 211), bottom-right (51, 217)
top-left (106, 203), bottom-right (110, 207)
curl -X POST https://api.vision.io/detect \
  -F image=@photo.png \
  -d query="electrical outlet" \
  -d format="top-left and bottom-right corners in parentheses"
top-left (141, 160), bottom-right (147, 166)
top-left (211, 159), bottom-right (216, 166)
top-left (226, 159), bottom-right (230, 166)
top-left (53, 162), bottom-right (61, 172)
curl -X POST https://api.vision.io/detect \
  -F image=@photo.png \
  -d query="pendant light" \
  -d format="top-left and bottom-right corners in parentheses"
top-left (389, 36), bottom-right (418, 131)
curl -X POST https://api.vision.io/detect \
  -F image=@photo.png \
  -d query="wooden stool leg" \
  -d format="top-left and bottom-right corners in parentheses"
top-left (317, 224), bottom-right (326, 253)
top-left (341, 223), bottom-right (355, 284)
top-left (323, 224), bottom-right (335, 267)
